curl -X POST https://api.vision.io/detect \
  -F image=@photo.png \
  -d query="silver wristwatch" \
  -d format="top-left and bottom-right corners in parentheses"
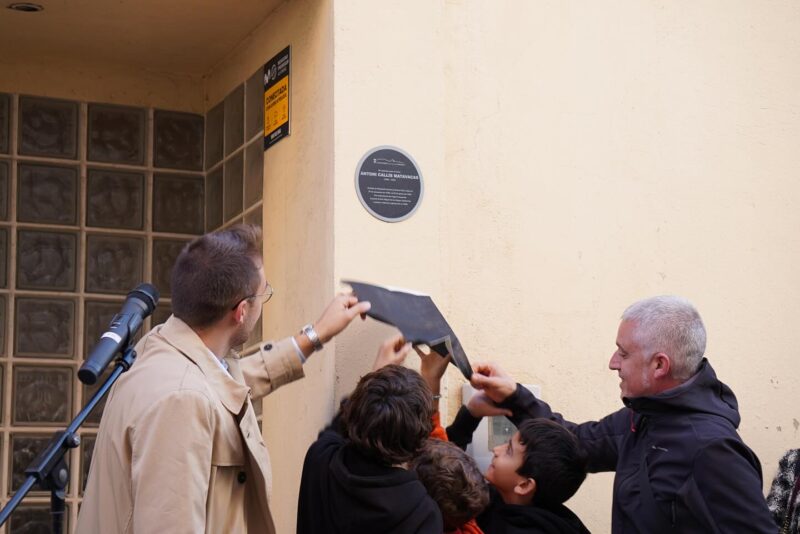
top-left (301, 324), bottom-right (324, 352)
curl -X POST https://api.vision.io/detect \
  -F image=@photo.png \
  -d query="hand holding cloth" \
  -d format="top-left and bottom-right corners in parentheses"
top-left (343, 281), bottom-right (472, 380)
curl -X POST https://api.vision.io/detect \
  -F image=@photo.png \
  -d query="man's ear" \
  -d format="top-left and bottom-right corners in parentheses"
top-left (513, 477), bottom-right (537, 499)
top-left (233, 301), bottom-right (247, 325)
top-left (652, 352), bottom-right (671, 379)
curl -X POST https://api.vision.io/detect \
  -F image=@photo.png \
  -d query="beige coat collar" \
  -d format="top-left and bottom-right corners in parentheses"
top-left (158, 315), bottom-right (249, 415)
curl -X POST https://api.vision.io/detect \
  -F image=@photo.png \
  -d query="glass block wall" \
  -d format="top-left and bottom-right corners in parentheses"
top-left (0, 92), bottom-right (206, 533)
top-left (205, 67), bottom-right (265, 353)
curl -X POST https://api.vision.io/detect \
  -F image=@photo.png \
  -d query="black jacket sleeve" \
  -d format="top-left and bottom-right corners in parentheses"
top-left (445, 405), bottom-right (482, 450)
top-left (499, 383), bottom-right (629, 473)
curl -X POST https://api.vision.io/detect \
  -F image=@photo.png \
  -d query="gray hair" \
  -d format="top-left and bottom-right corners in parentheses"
top-left (621, 296), bottom-right (706, 381)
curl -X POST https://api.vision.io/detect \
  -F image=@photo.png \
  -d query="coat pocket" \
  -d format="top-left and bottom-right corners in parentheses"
top-left (207, 416), bottom-right (248, 531)
top-left (207, 462), bottom-right (248, 532)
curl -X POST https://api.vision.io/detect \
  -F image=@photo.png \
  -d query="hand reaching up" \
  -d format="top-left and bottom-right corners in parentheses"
top-left (415, 345), bottom-right (451, 395)
top-left (466, 391), bottom-right (513, 418)
top-left (314, 293), bottom-right (371, 343)
top-left (372, 334), bottom-right (412, 371)
top-left (470, 362), bottom-right (516, 403)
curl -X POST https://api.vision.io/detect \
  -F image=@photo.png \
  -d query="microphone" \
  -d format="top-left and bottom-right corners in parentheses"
top-left (78, 283), bottom-right (159, 385)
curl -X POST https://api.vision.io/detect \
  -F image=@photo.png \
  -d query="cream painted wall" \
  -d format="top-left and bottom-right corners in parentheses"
top-left (330, 0), bottom-right (447, 404)
top-left (332, 1), bottom-right (800, 532)
top-left (202, 1), bottom-right (335, 532)
top-left (439, 1), bottom-right (800, 530)
top-left (0, 56), bottom-right (203, 112)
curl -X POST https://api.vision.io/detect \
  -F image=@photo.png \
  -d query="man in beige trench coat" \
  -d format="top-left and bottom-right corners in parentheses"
top-left (76, 224), bottom-right (370, 534)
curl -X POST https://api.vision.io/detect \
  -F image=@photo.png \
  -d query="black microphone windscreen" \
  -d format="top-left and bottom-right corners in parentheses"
top-left (127, 283), bottom-right (159, 314)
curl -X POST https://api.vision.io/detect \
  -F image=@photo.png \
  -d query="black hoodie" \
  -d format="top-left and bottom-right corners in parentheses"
top-left (297, 425), bottom-right (442, 534)
top-left (476, 487), bottom-right (590, 534)
top-left (498, 359), bottom-right (776, 533)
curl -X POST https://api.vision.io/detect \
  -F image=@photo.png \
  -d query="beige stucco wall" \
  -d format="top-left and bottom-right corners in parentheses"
top-left (202, 1), bottom-right (335, 532)
top-left (331, 0), bottom-right (447, 403)
top-left (0, 56), bottom-right (203, 112)
top-left (332, 1), bottom-right (800, 531)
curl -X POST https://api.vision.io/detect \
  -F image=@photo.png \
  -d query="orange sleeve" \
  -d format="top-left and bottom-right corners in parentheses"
top-left (447, 519), bottom-right (484, 534)
top-left (459, 519), bottom-right (484, 534)
top-left (429, 411), bottom-right (449, 441)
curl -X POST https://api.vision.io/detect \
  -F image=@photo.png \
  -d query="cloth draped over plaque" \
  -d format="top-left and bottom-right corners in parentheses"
top-left (343, 281), bottom-right (472, 379)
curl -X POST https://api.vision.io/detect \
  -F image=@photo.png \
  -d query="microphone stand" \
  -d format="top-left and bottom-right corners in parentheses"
top-left (0, 342), bottom-right (138, 532)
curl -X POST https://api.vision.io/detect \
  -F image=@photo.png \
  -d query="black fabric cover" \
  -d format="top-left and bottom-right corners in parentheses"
top-left (344, 280), bottom-right (472, 379)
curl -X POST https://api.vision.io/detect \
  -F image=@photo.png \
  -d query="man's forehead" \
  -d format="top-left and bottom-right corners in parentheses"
top-left (617, 319), bottom-right (643, 345)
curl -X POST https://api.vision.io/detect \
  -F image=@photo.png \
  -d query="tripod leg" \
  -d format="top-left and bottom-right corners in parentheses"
top-left (51, 487), bottom-right (66, 534)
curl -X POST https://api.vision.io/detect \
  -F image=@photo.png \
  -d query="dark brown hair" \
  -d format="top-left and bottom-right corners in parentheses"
top-left (342, 365), bottom-right (433, 465)
top-left (517, 419), bottom-right (587, 507)
top-left (412, 438), bottom-right (490, 529)
top-left (171, 224), bottom-right (262, 328)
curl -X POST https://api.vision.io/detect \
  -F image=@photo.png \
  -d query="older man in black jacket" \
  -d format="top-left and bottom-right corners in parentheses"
top-left (468, 296), bottom-right (776, 533)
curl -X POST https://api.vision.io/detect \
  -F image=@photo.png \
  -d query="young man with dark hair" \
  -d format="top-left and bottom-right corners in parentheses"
top-left (170, 223), bottom-right (268, 330)
top-left (78, 224), bottom-right (370, 534)
top-left (297, 335), bottom-right (443, 533)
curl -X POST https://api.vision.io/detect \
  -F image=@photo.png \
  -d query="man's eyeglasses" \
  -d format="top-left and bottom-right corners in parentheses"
top-left (230, 284), bottom-right (274, 310)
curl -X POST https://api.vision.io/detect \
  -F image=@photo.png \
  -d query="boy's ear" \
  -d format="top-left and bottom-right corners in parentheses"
top-left (513, 477), bottom-right (537, 499)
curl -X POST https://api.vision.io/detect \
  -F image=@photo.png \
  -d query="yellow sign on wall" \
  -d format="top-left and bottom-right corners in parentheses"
top-left (263, 46), bottom-right (290, 150)
top-left (264, 76), bottom-right (288, 134)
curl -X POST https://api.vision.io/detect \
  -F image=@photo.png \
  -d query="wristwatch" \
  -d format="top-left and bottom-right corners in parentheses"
top-left (301, 324), bottom-right (324, 352)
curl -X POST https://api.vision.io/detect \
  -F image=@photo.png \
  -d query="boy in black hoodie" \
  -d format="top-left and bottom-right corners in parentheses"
top-left (297, 335), bottom-right (442, 534)
top-left (413, 344), bottom-right (589, 534)
top-left (447, 403), bottom-right (590, 534)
